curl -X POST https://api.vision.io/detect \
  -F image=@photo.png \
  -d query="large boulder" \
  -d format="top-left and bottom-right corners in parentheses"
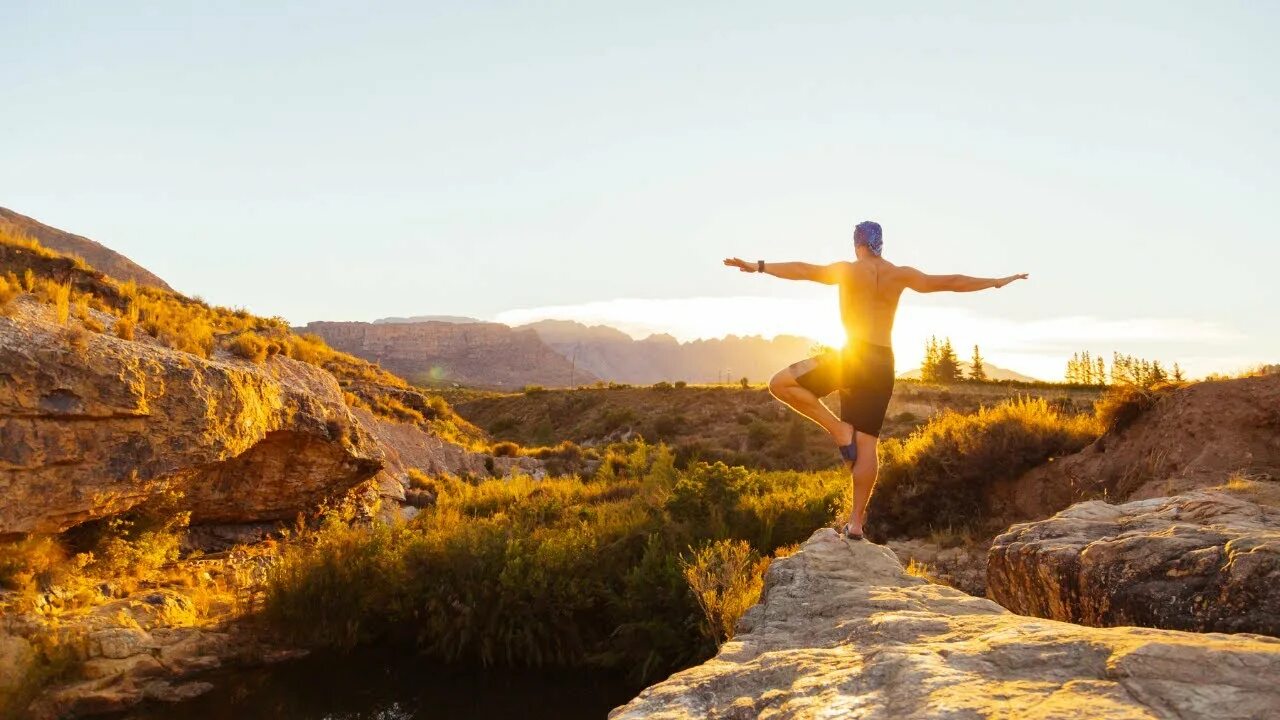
top-left (0, 303), bottom-right (383, 535)
top-left (987, 489), bottom-right (1280, 636)
top-left (612, 529), bottom-right (1280, 720)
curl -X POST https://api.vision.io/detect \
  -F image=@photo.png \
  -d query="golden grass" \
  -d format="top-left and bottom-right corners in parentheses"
top-left (870, 397), bottom-right (1100, 538)
top-left (680, 539), bottom-right (769, 646)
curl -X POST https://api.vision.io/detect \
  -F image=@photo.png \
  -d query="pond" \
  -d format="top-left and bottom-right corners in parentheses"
top-left (117, 648), bottom-right (642, 720)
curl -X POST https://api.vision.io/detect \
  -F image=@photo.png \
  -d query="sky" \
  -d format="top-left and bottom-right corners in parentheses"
top-left (4, 1), bottom-right (1277, 379)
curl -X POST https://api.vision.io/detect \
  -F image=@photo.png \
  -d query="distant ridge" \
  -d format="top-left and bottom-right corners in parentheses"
top-left (521, 319), bottom-right (818, 385)
top-left (0, 206), bottom-right (173, 291)
top-left (374, 315), bottom-right (481, 325)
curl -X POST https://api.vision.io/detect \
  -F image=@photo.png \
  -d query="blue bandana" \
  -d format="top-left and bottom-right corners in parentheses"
top-left (854, 221), bottom-right (883, 257)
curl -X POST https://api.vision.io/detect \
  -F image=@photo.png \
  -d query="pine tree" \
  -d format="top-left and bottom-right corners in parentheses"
top-left (969, 344), bottom-right (988, 382)
top-left (1066, 352), bottom-right (1080, 384)
top-left (1173, 362), bottom-right (1185, 382)
top-left (1095, 356), bottom-right (1107, 386)
top-left (937, 338), bottom-right (961, 383)
top-left (922, 336), bottom-right (940, 383)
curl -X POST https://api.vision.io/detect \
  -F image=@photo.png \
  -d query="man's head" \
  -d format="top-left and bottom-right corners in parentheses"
top-left (854, 221), bottom-right (883, 259)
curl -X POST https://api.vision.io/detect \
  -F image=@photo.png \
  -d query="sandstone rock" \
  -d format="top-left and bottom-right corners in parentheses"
top-left (987, 490), bottom-right (1280, 636)
top-left (302, 320), bottom-right (596, 389)
top-left (141, 679), bottom-right (214, 703)
top-left (887, 538), bottom-right (988, 596)
top-left (0, 308), bottom-right (383, 534)
top-left (90, 628), bottom-right (153, 660)
top-left (612, 529), bottom-right (1280, 720)
top-left (0, 633), bottom-right (35, 694)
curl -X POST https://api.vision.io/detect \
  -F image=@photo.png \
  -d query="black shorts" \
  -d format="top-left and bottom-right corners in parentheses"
top-left (786, 342), bottom-right (896, 436)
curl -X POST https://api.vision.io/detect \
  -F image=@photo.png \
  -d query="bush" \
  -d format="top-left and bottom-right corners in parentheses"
top-left (674, 381), bottom-right (687, 389)
top-left (372, 395), bottom-right (425, 424)
top-left (261, 444), bottom-right (842, 681)
top-left (1095, 383), bottom-right (1178, 433)
top-left (869, 398), bottom-right (1100, 539)
top-left (523, 384), bottom-right (547, 395)
top-left (0, 273), bottom-right (20, 315)
top-left (681, 539), bottom-right (768, 647)
top-left (491, 441), bottom-right (520, 457)
top-left (652, 381), bottom-right (674, 391)
top-left (228, 333), bottom-right (270, 363)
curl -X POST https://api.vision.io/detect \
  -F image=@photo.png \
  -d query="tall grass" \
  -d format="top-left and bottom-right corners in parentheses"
top-left (869, 397), bottom-right (1100, 538)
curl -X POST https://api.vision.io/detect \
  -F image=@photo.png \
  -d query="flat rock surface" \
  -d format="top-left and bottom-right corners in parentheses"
top-left (612, 529), bottom-right (1280, 720)
top-left (988, 489), bottom-right (1280, 636)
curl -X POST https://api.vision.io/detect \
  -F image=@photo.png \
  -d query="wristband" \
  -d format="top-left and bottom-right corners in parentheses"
top-left (757, 260), bottom-right (765, 273)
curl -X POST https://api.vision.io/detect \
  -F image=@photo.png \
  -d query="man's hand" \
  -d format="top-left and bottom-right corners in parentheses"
top-left (723, 258), bottom-right (756, 273)
top-left (994, 273), bottom-right (1030, 289)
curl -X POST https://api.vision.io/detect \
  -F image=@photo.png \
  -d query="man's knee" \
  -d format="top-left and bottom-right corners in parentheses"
top-left (768, 370), bottom-right (794, 398)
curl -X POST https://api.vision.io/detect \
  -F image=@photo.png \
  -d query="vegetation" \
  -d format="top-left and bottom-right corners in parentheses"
top-left (868, 397), bottom-right (1100, 538)
top-left (920, 336), bottom-right (962, 383)
top-left (261, 445), bottom-right (846, 681)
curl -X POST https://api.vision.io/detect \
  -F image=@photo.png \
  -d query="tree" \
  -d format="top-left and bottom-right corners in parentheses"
top-left (1095, 356), bottom-right (1107, 386)
top-left (739, 376), bottom-right (749, 389)
top-left (921, 336), bottom-right (941, 383)
top-left (1173, 363), bottom-right (1185, 382)
top-left (969, 344), bottom-right (988, 382)
top-left (936, 338), bottom-right (961, 383)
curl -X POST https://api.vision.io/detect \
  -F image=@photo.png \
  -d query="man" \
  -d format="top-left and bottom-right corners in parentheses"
top-left (723, 221), bottom-right (1028, 540)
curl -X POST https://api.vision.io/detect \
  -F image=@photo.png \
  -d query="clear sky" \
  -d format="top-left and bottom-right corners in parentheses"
top-left (4, 2), bottom-right (1277, 379)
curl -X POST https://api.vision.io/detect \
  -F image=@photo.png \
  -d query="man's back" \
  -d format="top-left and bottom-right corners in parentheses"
top-left (836, 258), bottom-right (908, 348)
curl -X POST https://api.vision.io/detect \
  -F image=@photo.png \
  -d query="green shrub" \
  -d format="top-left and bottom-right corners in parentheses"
top-left (261, 444), bottom-right (842, 682)
top-left (869, 397), bottom-right (1099, 538)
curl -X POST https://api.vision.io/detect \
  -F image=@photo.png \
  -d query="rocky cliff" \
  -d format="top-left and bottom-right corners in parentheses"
top-left (988, 489), bottom-right (1280, 637)
top-left (612, 529), bottom-right (1280, 719)
top-left (302, 320), bottom-right (595, 389)
top-left (0, 207), bottom-right (173, 291)
top-left (0, 300), bottom-right (383, 536)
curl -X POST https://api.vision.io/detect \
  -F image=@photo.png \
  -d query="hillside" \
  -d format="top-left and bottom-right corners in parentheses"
top-left (524, 319), bottom-right (819, 384)
top-left (450, 381), bottom-right (1103, 470)
top-left (0, 207), bottom-right (173, 291)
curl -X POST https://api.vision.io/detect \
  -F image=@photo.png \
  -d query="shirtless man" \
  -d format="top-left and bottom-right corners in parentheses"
top-left (723, 221), bottom-right (1028, 540)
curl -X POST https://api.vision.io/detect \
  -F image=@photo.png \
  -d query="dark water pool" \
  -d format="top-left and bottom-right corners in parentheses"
top-left (118, 649), bottom-right (641, 720)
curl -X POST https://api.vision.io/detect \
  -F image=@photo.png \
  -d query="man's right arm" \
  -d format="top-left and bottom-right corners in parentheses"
top-left (902, 267), bottom-right (1029, 293)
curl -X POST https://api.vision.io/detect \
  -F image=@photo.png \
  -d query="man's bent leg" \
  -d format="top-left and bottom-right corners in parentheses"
top-left (845, 432), bottom-right (879, 535)
top-left (768, 368), bottom-right (854, 447)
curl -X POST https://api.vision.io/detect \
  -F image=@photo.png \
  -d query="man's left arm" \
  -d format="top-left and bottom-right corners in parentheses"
top-left (723, 258), bottom-right (844, 285)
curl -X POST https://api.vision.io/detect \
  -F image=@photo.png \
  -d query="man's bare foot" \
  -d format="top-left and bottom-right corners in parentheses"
top-left (831, 421), bottom-right (855, 448)
top-left (839, 519), bottom-right (864, 540)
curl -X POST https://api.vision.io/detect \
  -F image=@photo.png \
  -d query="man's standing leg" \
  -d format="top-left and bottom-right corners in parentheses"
top-left (845, 432), bottom-right (878, 536)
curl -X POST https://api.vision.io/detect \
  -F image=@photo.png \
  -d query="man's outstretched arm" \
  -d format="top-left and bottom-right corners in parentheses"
top-left (723, 258), bottom-right (843, 285)
top-left (903, 267), bottom-right (1029, 293)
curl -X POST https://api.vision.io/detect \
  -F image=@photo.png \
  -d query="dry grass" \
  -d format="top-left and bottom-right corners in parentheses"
top-left (1095, 382), bottom-right (1181, 433)
top-left (680, 539), bottom-right (769, 647)
top-left (870, 397), bottom-right (1101, 539)
top-left (0, 272), bottom-right (20, 315)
